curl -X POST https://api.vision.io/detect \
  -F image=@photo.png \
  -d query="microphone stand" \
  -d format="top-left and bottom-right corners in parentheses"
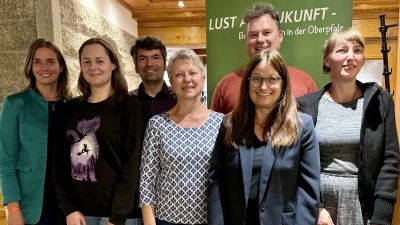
top-left (379, 14), bottom-right (398, 94)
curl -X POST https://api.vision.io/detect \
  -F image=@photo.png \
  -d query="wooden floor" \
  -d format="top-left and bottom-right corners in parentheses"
top-left (0, 206), bottom-right (5, 225)
top-left (0, 193), bottom-right (400, 225)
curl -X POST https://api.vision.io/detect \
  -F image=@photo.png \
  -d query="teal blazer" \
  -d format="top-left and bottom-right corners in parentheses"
top-left (0, 88), bottom-right (50, 224)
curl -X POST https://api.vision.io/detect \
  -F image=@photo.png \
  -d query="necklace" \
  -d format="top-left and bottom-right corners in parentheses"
top-left (48, 100), bottom-right (57, 111)
top-left (255, 121), bottom-right (265, 127)
top-left (328, 85), bottom-right (358, 102)
top-left (351, 86), bottom-right (359, 101)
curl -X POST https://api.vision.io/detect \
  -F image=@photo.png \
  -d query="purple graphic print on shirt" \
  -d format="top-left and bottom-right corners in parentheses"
top-left (66, 115), bottom-right (100, 182)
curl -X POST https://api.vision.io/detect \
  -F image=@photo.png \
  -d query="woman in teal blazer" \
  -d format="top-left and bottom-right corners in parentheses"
top-left (0, 39), bottom-right (71, 225)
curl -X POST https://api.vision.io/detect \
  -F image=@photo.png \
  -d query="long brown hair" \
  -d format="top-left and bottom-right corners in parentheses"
top-left (23, 38), bottom-right (72, 99)
top-left (77, 38), bottom-right (128, 104)
top-left (224, 49), bottom-right (301, 148)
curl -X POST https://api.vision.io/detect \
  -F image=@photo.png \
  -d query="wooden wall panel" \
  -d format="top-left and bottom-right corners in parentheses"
top-left (354, 11), bottom-right (399, 20)
top-left (0, 194), bottom-right (4, 225)
top-left (353, 18), bottom-right (398, 39)
top-left (133, 10), bottom-right (205, 22)
top-left (138, 26), bottom-right (206, 45)
top-left (365, 39), bottom-right (398, 60)
top-left (138, 20), bottom-right (205, 28)
top-left (392, 6), bottom-right (400, 225)
top-left (138, 18), bottom-right (397, 46)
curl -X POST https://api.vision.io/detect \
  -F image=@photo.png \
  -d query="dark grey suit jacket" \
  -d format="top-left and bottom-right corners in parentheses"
top-left (207, 113), bottom-right (320, 225)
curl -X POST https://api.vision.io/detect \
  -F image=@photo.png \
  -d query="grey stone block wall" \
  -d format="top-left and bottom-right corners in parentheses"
top-left (0, 0), bottom-right (140, 107)
top-left (0, 0), bottom-right (37, 107)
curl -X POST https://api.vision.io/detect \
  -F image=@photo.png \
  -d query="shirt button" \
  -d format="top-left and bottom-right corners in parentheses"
top-left (259, 203), bottom-right (265, 212)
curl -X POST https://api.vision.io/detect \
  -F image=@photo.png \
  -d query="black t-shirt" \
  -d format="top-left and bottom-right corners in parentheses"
top-left (53, 95), bottom-right (145, 223)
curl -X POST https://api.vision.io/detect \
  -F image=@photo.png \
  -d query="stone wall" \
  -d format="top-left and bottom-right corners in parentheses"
top-left (0, 0), bottom-right (140, 107)
top-left (0, 0), bottom-right (37, 107)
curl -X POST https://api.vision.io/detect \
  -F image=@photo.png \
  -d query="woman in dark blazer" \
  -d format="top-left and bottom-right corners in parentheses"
top-left (207, 49), bottom-right (320, 225)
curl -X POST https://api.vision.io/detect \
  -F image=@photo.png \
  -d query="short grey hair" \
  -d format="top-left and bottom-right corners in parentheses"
top-left (167, 48), bottom-right (205, 80)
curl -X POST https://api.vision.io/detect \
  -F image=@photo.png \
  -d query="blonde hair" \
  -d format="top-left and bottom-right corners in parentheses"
top-left (322, 27), bottom-right (365, 73)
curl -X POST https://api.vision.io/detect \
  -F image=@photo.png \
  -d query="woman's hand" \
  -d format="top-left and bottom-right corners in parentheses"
top-left (6, 201), bottom-right (24, 225)
top-left (6, 210), bottom-right (24, 225)
top-left (318, 208), bottom-right (334, 225)
top-left (142, 205), bottom-right (156, 225)
top-left (66, 211), bottom-right (86, 225)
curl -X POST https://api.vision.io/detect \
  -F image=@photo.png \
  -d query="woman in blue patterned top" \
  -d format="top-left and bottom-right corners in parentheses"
top-left (139, 49), bottom-right (224, 225)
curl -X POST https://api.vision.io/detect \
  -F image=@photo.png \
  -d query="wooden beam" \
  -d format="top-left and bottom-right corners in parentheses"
top-left (353, 2), bottom-right (399, 13)
top-left (138, 20), bottom-right (205, 28)
top-left (353, 5), bottom-right (398, 13)
top-left (0, 198), bottom-right (5, 225)
top-left (132, 7), bottom-right (205, 14)
top-left (137, 17), bottom-right (396, 45)
top-left (114, 0), bottom-right (136, 12)
top-left (364, 38), bottom-right (397, 60)
top-left (138, 26), bottom-right (206, 45)
top-left (194, 48), bottom-right (207, 56)
top-left (353, 11), bottom-right (399, 20)
top-left (132, 1), bottom-right (205, 11)
top-left (132, 9), bottom-right (205, 22)
top-left (353, 0), bottom-right (398, 3)
top-left (353, 18), bottom-right (398, 39)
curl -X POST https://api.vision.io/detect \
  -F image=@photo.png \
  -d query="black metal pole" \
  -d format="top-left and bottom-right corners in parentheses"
top-left (379, 15), bottom-right (391, 93)
top-left (379, 15), bottom-right (398, 94)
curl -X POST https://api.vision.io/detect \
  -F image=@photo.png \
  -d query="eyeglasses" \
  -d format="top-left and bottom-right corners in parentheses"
top-left (248, 76), bottom-right (281, 87)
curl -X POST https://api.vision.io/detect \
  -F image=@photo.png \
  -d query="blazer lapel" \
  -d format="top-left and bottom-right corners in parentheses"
top-left (239, 145), bottom-right (253, 206)
top-left (258, 143), bottom-right (282, 202)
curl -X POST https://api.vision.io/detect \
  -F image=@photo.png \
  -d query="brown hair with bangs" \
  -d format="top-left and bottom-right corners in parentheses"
top-left (78, 38), bottom-right (128, 104)
top-left (224, 49), bottom-right (301, 148)
top-left (322, 27), bottom-right (365, 74)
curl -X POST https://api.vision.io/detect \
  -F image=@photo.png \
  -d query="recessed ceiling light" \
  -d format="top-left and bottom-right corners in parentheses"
top-left (178, 1), bottom-right (185, 7)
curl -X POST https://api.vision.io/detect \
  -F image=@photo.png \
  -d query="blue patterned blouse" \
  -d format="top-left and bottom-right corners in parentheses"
top-left (139, 111), bottom-right (224, 224)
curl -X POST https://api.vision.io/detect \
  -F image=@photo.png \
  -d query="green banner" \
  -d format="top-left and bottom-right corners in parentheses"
top-left (206, 0), bottom-right (353, 106)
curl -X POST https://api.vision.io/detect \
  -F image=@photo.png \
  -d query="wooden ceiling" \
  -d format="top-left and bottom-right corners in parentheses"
top-left (115, 0), bottom-right (399, 47)
top-left (116, 0), bottom-right (205, 25)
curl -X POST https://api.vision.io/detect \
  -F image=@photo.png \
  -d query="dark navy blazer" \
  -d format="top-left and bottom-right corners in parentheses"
top-left (207, 113), bottom-right (320, 225)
